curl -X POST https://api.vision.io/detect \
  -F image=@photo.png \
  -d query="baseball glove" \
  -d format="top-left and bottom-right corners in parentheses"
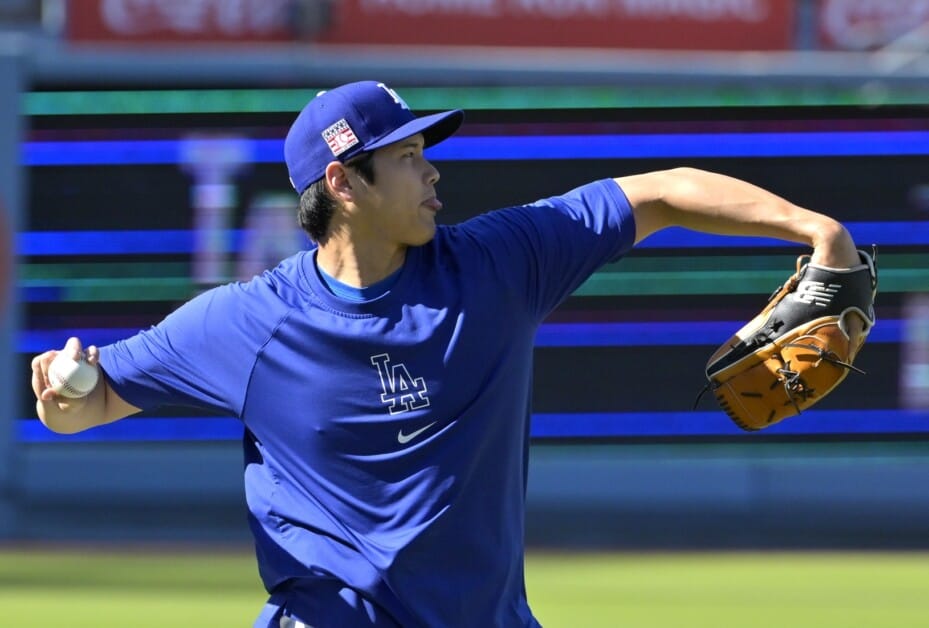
top-left (700, 248), bottom-right (877, 431)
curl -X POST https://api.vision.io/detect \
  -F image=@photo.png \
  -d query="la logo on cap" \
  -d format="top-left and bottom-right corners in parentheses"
top-left (376, 83), bottom-right (410, 110)
top-left (322, 118), bottom-right (359, 157)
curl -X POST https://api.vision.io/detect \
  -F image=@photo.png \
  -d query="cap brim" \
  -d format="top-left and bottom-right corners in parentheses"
top-left (366, 109), bottom-right (464, 152)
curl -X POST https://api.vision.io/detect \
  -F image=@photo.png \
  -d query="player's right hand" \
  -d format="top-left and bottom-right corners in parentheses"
top-left (31, 336), bottom-right (100, 411)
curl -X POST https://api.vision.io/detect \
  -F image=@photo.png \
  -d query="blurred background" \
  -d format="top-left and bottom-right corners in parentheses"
top-left (1, 0), bottom-right (929, 625)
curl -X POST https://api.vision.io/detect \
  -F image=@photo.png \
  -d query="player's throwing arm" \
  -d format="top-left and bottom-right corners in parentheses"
top-left (31, 336), bottom-right (138, 434)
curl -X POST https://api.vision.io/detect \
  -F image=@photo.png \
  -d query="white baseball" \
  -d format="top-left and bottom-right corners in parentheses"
top-left (48, 352), bottom-right (99, 399)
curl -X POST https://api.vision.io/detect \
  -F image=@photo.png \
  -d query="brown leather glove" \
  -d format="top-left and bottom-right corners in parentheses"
top-left (702, 248), bottom-right (877, 431)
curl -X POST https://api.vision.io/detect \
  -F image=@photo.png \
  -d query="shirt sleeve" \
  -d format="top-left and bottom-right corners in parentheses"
top-left (98, 278), bottom-right (284, 416)
top-left (456, 178), bottom-right (636, 321)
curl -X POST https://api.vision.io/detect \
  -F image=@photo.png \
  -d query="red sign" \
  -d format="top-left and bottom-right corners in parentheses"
top-left (819, 0), bottom-right (929, 50)
top-left (67, 0), bottom-right (296, 43)
top-left (319, 0), bottom-right (795, 51)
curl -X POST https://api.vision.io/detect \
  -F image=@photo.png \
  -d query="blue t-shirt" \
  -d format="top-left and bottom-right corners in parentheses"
top-left (99, 179), bottom-right (636, 627)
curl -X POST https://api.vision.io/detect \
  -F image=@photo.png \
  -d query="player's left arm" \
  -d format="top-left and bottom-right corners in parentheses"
top-left (616, 167), bottom-right (859, 268)
top-left (616, 166), bottom-right (867, 339)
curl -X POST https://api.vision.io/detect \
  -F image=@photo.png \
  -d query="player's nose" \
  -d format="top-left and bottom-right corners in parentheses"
top-left (424, 159), bottom-right (440, 185)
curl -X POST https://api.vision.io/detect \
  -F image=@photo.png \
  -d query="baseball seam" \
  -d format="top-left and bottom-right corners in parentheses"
top-left (50, 368), bottom-right (94, 397)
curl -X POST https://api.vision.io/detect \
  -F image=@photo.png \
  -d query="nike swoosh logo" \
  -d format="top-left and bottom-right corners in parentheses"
top-left (397, 421), bottom-right (437, 445)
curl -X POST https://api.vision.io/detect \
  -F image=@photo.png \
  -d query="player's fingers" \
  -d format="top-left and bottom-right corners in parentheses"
top-left (38, 378), bottom-right (73, 405)
top-left (31, 361), bottom-right (47, 399)
top-left (85, 345), bottom-right (100, 366)
top-left (30, 350), bottom-right (57, 397)
top-left (33, 367), bottom-right (64, 403)
top-left (30, 349), bottom-right (61, 369)
top-left (63, 336), bottom-right (84, 360)
top-left (845, 311), bottom-right (868, 359)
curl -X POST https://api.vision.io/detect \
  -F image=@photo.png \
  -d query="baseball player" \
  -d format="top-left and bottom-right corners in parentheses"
top-left (31, 80), bottom-right (867, 627)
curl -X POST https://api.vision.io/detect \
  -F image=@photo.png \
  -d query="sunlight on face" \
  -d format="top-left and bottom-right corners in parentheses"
top-left (362, 134), bottom-right (442, 247)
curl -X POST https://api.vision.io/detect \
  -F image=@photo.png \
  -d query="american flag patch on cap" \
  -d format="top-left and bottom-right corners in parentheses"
top-left (322, 119), bottom-right (359, 156)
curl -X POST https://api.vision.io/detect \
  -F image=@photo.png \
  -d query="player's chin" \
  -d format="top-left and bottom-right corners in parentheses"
top-left (408, 217), bottom-right (437, 246)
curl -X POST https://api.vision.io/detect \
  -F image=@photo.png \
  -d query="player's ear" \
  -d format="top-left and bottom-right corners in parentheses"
top-left (324, 161), bottom-right (353, 201)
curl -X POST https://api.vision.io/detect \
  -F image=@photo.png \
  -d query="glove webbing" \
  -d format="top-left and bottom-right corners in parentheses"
top-left (695, 341), bottom-right (867, 423)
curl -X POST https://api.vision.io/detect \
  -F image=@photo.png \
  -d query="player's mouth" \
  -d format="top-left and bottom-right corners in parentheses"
top-left (422, 196), bottom-right (442, 212)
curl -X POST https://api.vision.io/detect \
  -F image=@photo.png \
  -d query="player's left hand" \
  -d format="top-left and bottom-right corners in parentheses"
top-left (808, 225), bottom-right (871, 355)
top-left (701, 247), bottom-right (877, 431)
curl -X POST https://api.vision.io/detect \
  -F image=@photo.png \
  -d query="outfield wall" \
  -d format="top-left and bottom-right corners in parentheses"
top-left (14, 440), bottom-right (929, 549)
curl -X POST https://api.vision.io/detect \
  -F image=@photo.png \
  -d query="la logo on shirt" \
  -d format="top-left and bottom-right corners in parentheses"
top-left (370, 353), bottom-right (430, 414)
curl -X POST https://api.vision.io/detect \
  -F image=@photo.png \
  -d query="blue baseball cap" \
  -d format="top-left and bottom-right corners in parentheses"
top-left (284, 81), bottom-right (464, 194)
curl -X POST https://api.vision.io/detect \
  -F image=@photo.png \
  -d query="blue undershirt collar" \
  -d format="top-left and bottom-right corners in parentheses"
top-left (316, 260), bottom-right (403, 302)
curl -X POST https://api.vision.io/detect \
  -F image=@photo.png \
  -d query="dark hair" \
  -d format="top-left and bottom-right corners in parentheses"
top-left (298, 152), bottom-right (376, 243)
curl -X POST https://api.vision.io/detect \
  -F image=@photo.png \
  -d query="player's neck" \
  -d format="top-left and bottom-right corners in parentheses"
top-left (315, 237), bottom-right (407, 288)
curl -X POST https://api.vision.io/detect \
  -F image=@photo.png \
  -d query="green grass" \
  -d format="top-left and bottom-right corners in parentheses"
top-left (1, 547), bottom-right (928, 627)
top-left (526, 552), bottom-right (929, 628)
top-left (0, 547), bottom-right (262, 627)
